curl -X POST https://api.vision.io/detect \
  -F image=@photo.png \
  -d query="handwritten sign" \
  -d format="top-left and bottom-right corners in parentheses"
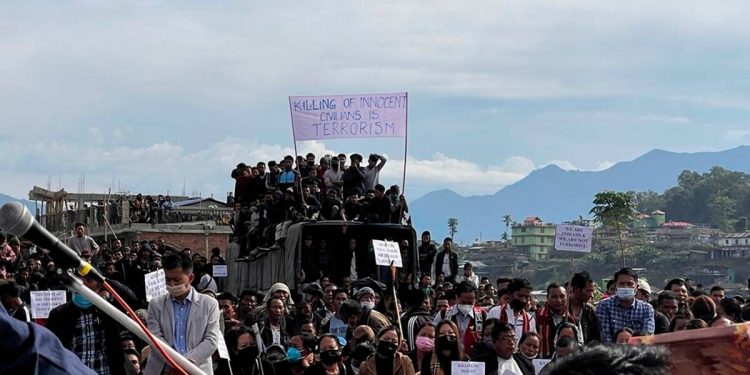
top-left (289, 93), bottom-right (407, 141)
top-left (451, 361), bottom-right (485, 375)
top-left (533, 359), bottom-right (551, 375)
top-left (145, 269), bottom-right (167, 302)
top-left (554, 224), bottom-right (593, 252)
top-left (30, 290), bottom-right (67, 319)
top-left (213, 265), bottom-right (228, 277)
top-left (372, 240), bottom-right (402, 267)
top-left (217, 335), bottom-right (231, 360)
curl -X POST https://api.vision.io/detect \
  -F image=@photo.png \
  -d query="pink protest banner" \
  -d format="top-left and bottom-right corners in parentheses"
top-left (630, 322), bottom-right (750, 374)
top-left (289, 93), bottom-right (407, 141)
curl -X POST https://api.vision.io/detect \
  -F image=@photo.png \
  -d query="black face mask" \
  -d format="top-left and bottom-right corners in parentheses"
top-left (238, 346), bottom-right (258, 363)
top-left (320, 349), bottom-right (341, 365)
top-left (510, 298), bottom-right (526, 312)
top-left (436, 335), bottom-right (458, 354)
top-left (377, 341), bottom-right (398, 358)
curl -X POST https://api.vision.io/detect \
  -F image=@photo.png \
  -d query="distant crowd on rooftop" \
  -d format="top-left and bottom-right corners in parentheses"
top-left (229, 152), bottom-right (410, 260)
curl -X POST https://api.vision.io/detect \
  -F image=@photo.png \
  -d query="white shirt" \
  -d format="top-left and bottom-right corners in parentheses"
top-left (271, 324), bottom-right (281, 345)
top-left (497, 356), bottom-right (523, 375)
top-left (323, 169), bottom-right (343, 190)
top-left (487, 304), bottom-right (536, 345)
top-left (442, 255), bottom-right (452, 277)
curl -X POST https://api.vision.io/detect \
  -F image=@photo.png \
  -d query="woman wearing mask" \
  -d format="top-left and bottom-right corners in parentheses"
top-left (304, 334), bottom-right (349, 375)
top-left (472, 318), bottom-right (500, 357)
top-left (225, 327), bottom-right (258, 375)
top-left (408, 323), bottom-right (435, 372)
top-left (359, 326), bottom-right (415, 375)
top-left (423, 320), bottom-right (468, 375)
top-left (515, 332), bottom-right (540, 375)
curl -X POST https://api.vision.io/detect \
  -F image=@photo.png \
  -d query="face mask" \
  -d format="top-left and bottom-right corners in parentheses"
top-left (457, 304), bottom-right (473, 315)
top-left (436, 335), bottom-right (458, 354)
top-left (361, 301), bottom-right (375, 310)
top-left (377, 341), bottom-right (397, 357)
top-left (483, 336), bottom-right (494, 347)
top-left (238, 346), bottom-right (258, 362)
top-left (521, 352), bottom-right (537, 360)
top-left (72, 292), bottom-right (93, 309)
top-left (415, 336), bottom-right (434, 352)
top-left (167, 283), bottom-right (188, 297)
top-left (617, 287), bottom-right (635, 300)
top-left (510, 299), bottom-right (526, 312)
top-left (319, 349), bottom-right (341, 365)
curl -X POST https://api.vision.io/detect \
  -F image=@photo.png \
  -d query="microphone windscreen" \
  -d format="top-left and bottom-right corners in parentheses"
top-left (0, 202), bottom-right (35, 236)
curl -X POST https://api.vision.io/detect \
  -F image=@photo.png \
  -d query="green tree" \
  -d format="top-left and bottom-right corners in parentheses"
top-left (735, 216), bottom-right (748, 233)
top-left (502, 214), bottom-right (513, 240)
top-left (707, 193), bottom-right (735, 231)
top-left (590, 191), bottom-right (637, 268)
top-left (448, 217), bottom-right (459, 239)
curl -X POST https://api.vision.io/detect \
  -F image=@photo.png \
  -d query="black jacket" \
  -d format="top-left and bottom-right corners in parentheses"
top-left (47, 281), bottom-right (139, 375)
top-left (570, 302), bottom-right (601, 344)
top-left (417, 244), bottom-right (437, 275)
top-left (433, 250), bottom-right (458, 280)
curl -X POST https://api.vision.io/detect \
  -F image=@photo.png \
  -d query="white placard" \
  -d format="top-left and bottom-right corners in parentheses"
top-left (213, 265), bottom-right (228, 278)
top-left (30, 290), bottom-right (67, 319)
top-left (554, 224), bottom-right (593, 252)
top-left (145, 269), bottom-right (167, 302)
top-left (372, 239), bottom-right (402, 267)
top-left (217, 335), bottom-right (231, 360)
top-left (289, 93), bottom-right (407, 141)
top-left (451, 361), bottom-right (485, 375)
top-left (533, 359), bottom-right (552, 375)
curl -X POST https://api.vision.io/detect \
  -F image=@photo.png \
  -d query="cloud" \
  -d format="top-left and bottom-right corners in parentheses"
top-left (594, 160), bottom-right (615, 171)
top-left (723, 130), bottom-right (750, 141)
top-left (637, 114), bottom-right (691, 124)
top-left (542, 160), bottom-right (578, 171)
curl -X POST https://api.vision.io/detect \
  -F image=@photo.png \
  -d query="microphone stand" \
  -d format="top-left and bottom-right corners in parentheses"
top-left (61, 270), bottom-right (207, 375)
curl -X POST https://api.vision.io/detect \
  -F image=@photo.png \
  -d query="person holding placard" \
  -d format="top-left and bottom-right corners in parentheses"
top-left (47, 273), bottom-right (140, 375)
top-left (358, 325), bottom-right (415, 375)
top-left (422, 320), bottom-right (468, 375)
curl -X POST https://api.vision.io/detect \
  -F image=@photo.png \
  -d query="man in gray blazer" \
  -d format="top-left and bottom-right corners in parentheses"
top-left (145, 252), bottom-right (221, 375)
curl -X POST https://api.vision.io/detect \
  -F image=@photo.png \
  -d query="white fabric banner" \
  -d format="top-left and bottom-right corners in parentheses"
top-left (289, 93), bottom-right (407, 141)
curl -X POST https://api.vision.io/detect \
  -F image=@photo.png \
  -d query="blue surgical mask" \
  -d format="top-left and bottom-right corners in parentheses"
top-left (72, 292), bottom-right (93, 309)
top-left (616, 287), bottom-right (635, 300)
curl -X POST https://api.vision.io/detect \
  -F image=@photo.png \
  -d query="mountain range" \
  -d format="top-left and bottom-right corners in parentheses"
top-left (0, 193), bottom-right (36, 214)
top-left (410, 146), bottom-right (750, 244)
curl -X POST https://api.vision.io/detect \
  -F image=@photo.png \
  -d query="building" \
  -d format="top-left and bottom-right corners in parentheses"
top-left (27, 186), bottom-right (233, 256)
top-left (632, 210), bottom-right (666, 229)
top-left (511, 216), bottom-right (556, 261)
top-left (713, 231), bottom-right (750, 259)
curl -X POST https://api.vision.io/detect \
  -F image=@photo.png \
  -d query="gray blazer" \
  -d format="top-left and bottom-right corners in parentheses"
top-left (144, 288), bottom-right (221, 375)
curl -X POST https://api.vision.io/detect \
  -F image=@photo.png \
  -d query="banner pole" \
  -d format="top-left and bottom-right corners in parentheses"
top-left (288, 97), bottom-right (304, 199)
top-left (401, 92), bottom-right (409, 195)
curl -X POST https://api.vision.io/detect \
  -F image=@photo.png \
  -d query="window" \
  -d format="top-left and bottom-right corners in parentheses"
top-left (540, 228), bottom-right (545, 233)
top-left (521, 228), bottom-right (526, 233)
top-left (540, 237), bottom-right (544, 243)
top-left (521, 237), bottom-right (525, 244)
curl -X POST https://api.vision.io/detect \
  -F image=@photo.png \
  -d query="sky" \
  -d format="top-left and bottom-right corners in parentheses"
top-left (2, 1), bottom-right (750, 201)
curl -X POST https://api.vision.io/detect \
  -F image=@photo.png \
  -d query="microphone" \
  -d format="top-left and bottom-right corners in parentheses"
top-left (0, 202), bottom-right (104, 282)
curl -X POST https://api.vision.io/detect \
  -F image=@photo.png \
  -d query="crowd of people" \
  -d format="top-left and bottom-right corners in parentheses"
top-left (4, 219), bottom-right (731, 374)
top-left (229, 152), bottom-right (409, 260)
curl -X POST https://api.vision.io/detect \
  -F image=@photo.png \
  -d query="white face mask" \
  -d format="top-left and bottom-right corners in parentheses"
top-left (167, 283), bottom-right (188, 297)
top-left (361, 301), bottom-right (375, 310)
top-left (457, 304), bottom-right (473, 315)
